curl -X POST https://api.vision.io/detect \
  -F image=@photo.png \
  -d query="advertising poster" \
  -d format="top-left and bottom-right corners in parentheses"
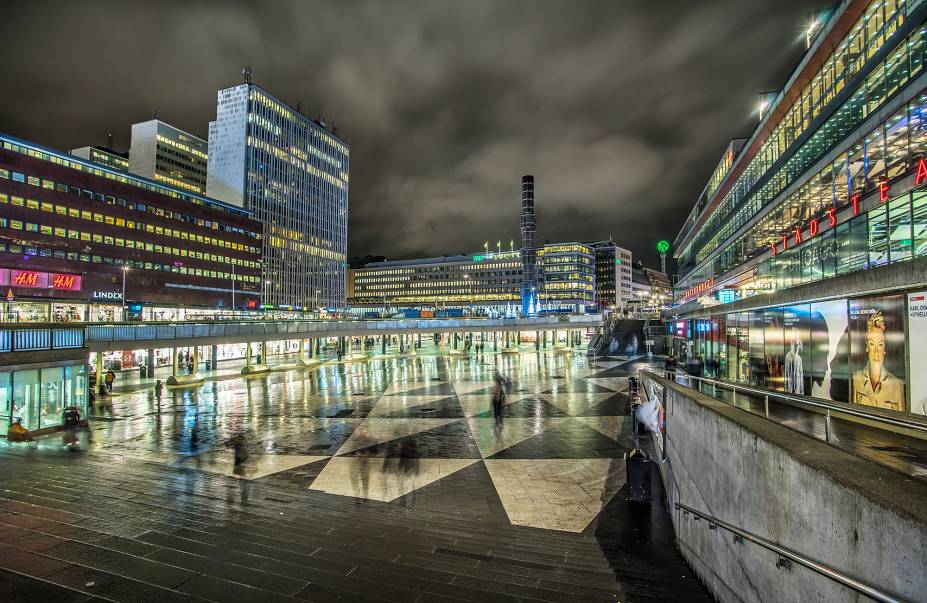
top-left (783, 305), bottom-right (811, 396)
top-left (763, 309), bottom-right (784, 391)
top-left (907, 291), bottom-right (927, 416)
top-left (809, 299), bottom-right (849, 402)
top-left (849, 295), bottom-right (906, 412)
top-left (749, 311), bottom-right (766, 387)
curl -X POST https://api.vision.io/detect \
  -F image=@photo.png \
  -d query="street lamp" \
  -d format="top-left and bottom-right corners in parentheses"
top-left (463, 274), bottom-right (472, 311)
top-left (121, 265), bottom-right (129, 320)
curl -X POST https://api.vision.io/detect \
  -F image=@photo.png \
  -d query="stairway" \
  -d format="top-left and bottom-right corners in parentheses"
top-left (0, 449), bottom-right (707, 602)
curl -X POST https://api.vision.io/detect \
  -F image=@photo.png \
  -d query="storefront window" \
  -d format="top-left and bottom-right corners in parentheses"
top-left (820, 230), bottom-right (837, 279)
top-left (913, 191), bottom-right (927, 257)
top-left (0, 371), bottom-right (10, 436)
top-left (6, 302), bottom-right (50, 323)
top-left (749, 311), bottom-right (766, 387)
top-left (64, 365), bottom-right (88, 418)
top-left (12, 369), bottom-right (39, 431)
top-left (40, 367), bottom-right (64, 429)
top-left (52, 303), bottom-right (87, 322)
top-left (888, 195), bottom-right (912, 262)
top-left (868, 205), bottom-right (890, 266)
top-left (836, 215), bottom-right (868, 274)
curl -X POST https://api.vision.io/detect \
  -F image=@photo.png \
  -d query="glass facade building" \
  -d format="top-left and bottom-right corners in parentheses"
top-left (673, 0), bottom-right (927, 417)
top-left (207, 83), bottom-right (349, 310)
top-left (589, 241), bottom-right (633, 309)
top-left (129, 120), bottom-right (209, 194)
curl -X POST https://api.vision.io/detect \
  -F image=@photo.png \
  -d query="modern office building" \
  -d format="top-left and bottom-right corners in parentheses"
top-left (206, 81), bottom-right (349, 310)
top-left (129, 120), bottom-right (209, 194)
top-left (672, 0), bottom-right (927, 416)
top-left (349, 242), bottom-right (595, 314)
top-left (590, 240), bottom-right (633, 310)
top-left (520, 175), bottom-right (539, 314)
top-left (70, 146), bottom-right (129, 172)
top-left (0, 131), bottom-right (262, 323)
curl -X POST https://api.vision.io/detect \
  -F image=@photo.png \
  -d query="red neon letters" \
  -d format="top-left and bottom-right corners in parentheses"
top-left (879, 181), bottom-right (891, 202)
top-left (916, 157), bottom-right (927, 186)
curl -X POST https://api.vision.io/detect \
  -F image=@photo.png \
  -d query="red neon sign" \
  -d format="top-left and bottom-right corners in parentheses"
top-left (879, 181), bottom-right (891, 202)
top-left (683, 278), bottom-right (715, 301)
top-left (2, 269), bottom-right (81, 291)
top-left (916, 158), bottom-right (927, 186)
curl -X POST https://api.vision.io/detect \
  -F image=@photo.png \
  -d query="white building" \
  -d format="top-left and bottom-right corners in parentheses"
top-left (206, 82), bottom-right (349, 309)
top-left (129, 120), bottom-right (208, 194)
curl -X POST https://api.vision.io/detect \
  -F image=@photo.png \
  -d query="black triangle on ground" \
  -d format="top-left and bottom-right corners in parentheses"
top-left (254, 456), bottom-right (332, 489)
top-left (486, 421), bottom-right (625, 459)
top-left (577, 393), bottom-right (631, 417)
top-left (374, 395), bottom-right (466, 419)
top-left (388, 382), bottom-right (457, 396)
top-left (394, 460), bottom-right (511, 522)
top-left (342, 419), bottom-right (480, 458)
top-left (540, 381), bottom-right (615, 394)
top-left (473, 397), bottom-right (569, 419)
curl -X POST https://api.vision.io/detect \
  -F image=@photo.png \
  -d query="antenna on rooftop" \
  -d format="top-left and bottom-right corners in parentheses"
top-left (243, 66), bottom-right (252, 84)
top-left (151, 107), bottom-right (158, 120)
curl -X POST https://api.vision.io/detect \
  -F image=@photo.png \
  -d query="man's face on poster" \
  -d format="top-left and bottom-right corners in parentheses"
top-left (866, 328), bottom-right (885, 364)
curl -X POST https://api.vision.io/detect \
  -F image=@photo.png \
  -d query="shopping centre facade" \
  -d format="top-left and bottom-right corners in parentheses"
top-left (673, 0), bottom-right (927, 416)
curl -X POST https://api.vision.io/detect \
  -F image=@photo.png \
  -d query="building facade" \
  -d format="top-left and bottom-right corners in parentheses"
top-left (0, 132), bottom-right (262, 323)
top-left (129, 120), bottom-right (209, 194)
top-left (672, 0), bottom-right (927, 416)
top-left (206, 83), bottom-right (349, 309)
top-left (70, 146), bottom-right (129, 172)
top-left (590, 240), bottom-right (632, 309)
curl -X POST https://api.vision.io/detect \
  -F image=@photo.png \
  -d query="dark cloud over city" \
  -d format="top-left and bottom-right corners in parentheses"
top-left (0, 0), bottom-right (823, 268)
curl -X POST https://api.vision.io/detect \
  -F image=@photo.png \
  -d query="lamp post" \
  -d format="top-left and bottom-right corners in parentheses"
top-left (312, 290), bottom-right (321, 317)
top-left (463, 274), bottom-right (472, 313)
top-left (121, 265), bottom-right (128, 320)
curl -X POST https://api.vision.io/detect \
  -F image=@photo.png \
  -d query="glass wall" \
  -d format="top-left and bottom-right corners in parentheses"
top-left (0, 363), bottom-right (87, 435)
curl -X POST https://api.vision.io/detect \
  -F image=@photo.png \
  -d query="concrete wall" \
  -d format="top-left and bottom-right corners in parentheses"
top-left (641, 371), bottom-right (927, 602)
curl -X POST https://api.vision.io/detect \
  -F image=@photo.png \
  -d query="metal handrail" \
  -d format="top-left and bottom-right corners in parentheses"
top-left (674, 502), bottom-right (907, 603)
top-left (649, 369), bottom-right (927, 439)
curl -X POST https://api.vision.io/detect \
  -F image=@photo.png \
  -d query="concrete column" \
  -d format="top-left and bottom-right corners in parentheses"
top-left (95, 352), bottom-right (105, 387)
top-left (535, 332), bottom-right (540, 350)
top-left (171, 347), bottom-right (178, 378)
top-left (261, 341), bottom-right (267, 365)
top-left (299, 337), bottom-right (306, 361)
top-left (543, 330), bottom-right (548, 348)
top-left (210, 345), bottom-right (217, 372)
top-left (381, 335), bottom-right (387, 354)
top-left (192, 346), bottom-right (199, 373)
top-left (417, 333), bottom-right (421, 348)
top-left (494, 331), bottom-right (498, 351)
top-left (146, 348), bottom-right (155, 378)
top-left (246, 343), bottom-right (252, 368)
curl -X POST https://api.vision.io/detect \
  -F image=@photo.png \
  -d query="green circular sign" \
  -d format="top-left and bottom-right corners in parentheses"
top-left (656, 240), bottom-right (670, 253)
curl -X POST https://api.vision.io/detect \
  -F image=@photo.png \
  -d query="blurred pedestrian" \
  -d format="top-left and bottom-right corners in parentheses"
top-left (492, 371), bottom-right (506, 428)
top-left (104, 369), bottom-right (116, 393)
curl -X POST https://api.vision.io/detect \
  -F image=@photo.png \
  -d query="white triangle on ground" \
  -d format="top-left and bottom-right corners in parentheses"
top-left (538, 392), bottom-right (616, 416)
top-left (573, 416), bottom-right (627, 442)
top-left (465, 418), bottom-right (571, 458)
top-left (483, 458), bottom-right (626, 533)
top-left (175, 452), bottom-right (328, 480)
top-left (309, 457), bottom-right (479, 502)
top-left (584, 377), bottom-right (629, 392)
top-left (452, 380), bottom-right (498, 396)
top-left (383, 381), bottom-right (449, 396)
top-left (456, 393), bottom-right (536, 417)
top-left (366, 395), bottom-right (453, 417)
top-left (334, 418), bottom-right (459, 455)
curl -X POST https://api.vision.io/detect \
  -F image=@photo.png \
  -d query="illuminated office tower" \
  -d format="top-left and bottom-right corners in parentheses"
top-left (129, 120), bottom-right (208, 194)
top-left (206, 79), bottom-right (349, 308)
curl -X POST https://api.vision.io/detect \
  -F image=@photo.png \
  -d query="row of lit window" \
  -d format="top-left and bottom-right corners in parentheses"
top-left (0, 166), bottom-right (260, 242)
top-left (1, 139), bottom-right (252, 219)
top-left (155, 134), bottom-right (207, 160)
top-left (0, 192), bottom-right (260, 257)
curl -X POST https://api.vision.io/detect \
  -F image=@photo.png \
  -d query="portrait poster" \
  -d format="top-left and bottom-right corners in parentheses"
top-left (809, 299), bottom-right (849, 402)
top-left (907, 291), bottom-right (927, 416)
top-left (763, 309), bottom-right (784, 391)
top-left (782, 305), bottom-right (811, 396)
top-left (849, 295), bottom-right (906, 412)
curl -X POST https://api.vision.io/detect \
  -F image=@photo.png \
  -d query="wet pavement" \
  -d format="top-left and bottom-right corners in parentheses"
top-left (0, 350), bottom-right (708, 602)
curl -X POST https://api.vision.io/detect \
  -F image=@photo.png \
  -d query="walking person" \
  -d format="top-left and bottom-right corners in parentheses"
top-left (104, 369), bottom-right (116, 393)
top-left (492, 371), bottom-right (506, 431)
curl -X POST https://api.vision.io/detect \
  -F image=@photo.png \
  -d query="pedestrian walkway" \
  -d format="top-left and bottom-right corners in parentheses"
top-left (0, 352), bottom-right (708, 601)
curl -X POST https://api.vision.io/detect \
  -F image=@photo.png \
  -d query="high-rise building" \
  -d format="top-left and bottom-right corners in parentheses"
top-left (520, 175), bottom-right (538, 315)
top-left (70, 146), bottom-right (129, 172)
top-left (673, 0), bottom-right (927, 416)
top-left (206, 82), bottom-right (349, 309)
top-left (537, 243), bottom-right (595, 312)
top-left (589, 240), bottom-right (632, 310)
top-left (129, 120), bottom-right (208, 194)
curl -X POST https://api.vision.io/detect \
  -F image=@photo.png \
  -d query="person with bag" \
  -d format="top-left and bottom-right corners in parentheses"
top-left (492, 372), bottom-right (506, 428)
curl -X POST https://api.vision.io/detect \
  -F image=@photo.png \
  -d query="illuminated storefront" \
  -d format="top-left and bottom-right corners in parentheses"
top-left (672, 0), bottom-right (927, 416)
top-left (0, 364), bottom-right (87, 437)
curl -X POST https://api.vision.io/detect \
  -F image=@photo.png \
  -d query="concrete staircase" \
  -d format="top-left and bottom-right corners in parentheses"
top-left (0, 452), bottom-right (707, 602)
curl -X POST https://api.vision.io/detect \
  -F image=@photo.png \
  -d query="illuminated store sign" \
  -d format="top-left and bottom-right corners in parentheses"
top-left (684, 278), bottom-right (715, 301)
top-left (92, 291), bottom-right (123, 300)
top-left (769, 157), bottom-right (927, 257)
top-left (0, 269), bottom-right (82, 291)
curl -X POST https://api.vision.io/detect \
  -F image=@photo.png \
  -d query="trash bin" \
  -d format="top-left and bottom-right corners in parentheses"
top-left (626, 448), bottom-right (652, 503)
top-left (139, 366), bottom-right (146, 378)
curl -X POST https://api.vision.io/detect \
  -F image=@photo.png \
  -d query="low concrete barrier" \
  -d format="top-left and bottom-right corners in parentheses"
top-left (640, 370), bottom-right (927, 602)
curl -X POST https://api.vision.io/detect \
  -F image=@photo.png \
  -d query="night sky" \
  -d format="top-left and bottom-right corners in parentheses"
top-left (1, 0), bottom-right (827, 269)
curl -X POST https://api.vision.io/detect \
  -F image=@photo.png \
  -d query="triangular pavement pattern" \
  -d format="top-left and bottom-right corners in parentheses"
top-left (473, 396), bottom-right (569, 419)
top-left (486, 420), bottom-right (623, 459)
top-left (175, 452), bottom-right (329, 480)
top-left (541, 381), bottom-right (616, 394)
top-left (539, 392), bottom-right (617, 416)
top-left (334, 418), bottom-right (458, 455)
top-left (466, 417), bottom-right (571, 458)
top-left (366, 395), bottom-right (452, 417)
top-left (342, 419), bottom-right (480, 458)
top-left (309, 457), bottom-right (479, 502)
top-left (573, 416), bottom-right (626, 442)
top-left (583, 377), bottom-right (630, 392)
top-left (452, 380), bottom-right (499, 396)
top-left (483, 458), bottom-right (625, 532)
top-left (382, 381), bottom-right (447, 396)
top-left (369, 396), bottom-right (465, 419)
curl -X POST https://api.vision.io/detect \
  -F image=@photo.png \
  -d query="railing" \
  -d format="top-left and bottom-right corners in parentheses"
top-left (646, 369), bottom-right (927, 442)
top-left (674, 502), bottom-right (907, 603)
top-left (85, 315), bottom-right (603, 344)
top-left (0, 326), bottom-right (84, 353)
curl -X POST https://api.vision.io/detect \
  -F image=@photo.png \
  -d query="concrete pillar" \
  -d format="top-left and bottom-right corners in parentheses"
top-left (535, 332), bottom-right (540, 350)
top-left (494, 331), bottom-right (498, 351)
top-left (543, 330), bottom-right (548, 348)
top-left (210, 345), bottom-right (217, 372)
top-left (246, 343), bottom-right (252, 368)
top-left (192, 346), bottom-right (199, 373)
top-left (381, 335), bottom-right (387, 354)
top-left (146, 348), bottom-right (155, 378)
top-left (95, 352), bottom-right (105, 387)
top-left (260, 341), bottom-right (267, 365)
top-left (299, 337), bottom-right (306, 361)
top-left (417, 333), bottom-right (421, 348)
top-left (171, 347), bottom-right (178, 378)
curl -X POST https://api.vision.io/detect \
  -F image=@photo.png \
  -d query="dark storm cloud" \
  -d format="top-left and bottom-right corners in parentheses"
top-left (0, 0), bottom-right (823, 267)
